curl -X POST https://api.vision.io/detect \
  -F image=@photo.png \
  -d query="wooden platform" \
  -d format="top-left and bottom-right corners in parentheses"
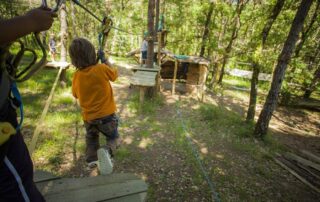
top-left (46, 61), bottom-right (70, 69)
top-left (130, 71), bottom-right (158, 87)
top-left (34, 171), bottom-right (148, 202)
top-left (131, 66), bottom-right (161, 72)
top-left (130, 67), bottom-right (160, 105)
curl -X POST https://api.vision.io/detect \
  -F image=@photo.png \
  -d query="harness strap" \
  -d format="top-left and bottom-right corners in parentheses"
top-left (10, 82), bottom-right (23, 130)
top-left (98, 33), bottom-right (106, 64)
top-left (0, 70), bottom-right (11, 110)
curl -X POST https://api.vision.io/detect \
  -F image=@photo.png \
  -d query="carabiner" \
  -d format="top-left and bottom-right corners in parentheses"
top-left (42, 0), bottom-right (63, 12)
top-left (13, 0), bottom-right (63, 82)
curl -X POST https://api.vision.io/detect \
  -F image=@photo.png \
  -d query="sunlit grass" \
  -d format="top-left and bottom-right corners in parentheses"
top-left (128, 92), bottom-right (165, 115)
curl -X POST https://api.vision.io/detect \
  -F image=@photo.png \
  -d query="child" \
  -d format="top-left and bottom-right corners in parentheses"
top-left (49, 34), bottom-right (57, 62)
top-left (140, 36), bottom-right (148, 65)
top-left (70, 38), bottom-right (120, 169)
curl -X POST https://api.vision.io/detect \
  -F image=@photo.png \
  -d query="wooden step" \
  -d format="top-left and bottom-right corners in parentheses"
top-left (34, 171), bottom-right (148, 202)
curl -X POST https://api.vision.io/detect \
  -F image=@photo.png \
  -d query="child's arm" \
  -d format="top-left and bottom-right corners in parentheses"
top-left (72, 75), bottom-right (78, 99)
top-left (0, 8), bottom-right (57, 46)
top-left (103, 62), bottom-right (118, 82)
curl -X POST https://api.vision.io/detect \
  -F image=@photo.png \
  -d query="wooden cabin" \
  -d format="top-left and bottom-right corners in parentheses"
top-left (126, 49), bottom-right (210, 99)
top-left (160, 50), bottom-right (209, 99)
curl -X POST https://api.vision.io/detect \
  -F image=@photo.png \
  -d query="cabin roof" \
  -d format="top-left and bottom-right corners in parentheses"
top-left (126, 49), bottom-right (210, 66)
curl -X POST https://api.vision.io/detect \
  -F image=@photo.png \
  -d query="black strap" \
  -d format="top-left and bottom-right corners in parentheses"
top-left (0, 137), bottom-right (12, 162)
top-left (0, 46), bottom-right (11, 110)
top-left (0, 70), bottom-right (11, 110)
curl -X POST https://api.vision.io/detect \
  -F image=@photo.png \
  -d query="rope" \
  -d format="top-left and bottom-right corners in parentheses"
top-left (29, 66), bottom-right (63, 155)
top-left (176, 106), bottom-right (220, 202)
top-left (71, 0), bottom-right (139, 36)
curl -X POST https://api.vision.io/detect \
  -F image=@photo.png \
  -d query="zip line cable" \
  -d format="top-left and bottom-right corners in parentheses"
top-left (176, 106), bottom-right (220, 202)
top-left (71, 0), bottom-right (139, 36)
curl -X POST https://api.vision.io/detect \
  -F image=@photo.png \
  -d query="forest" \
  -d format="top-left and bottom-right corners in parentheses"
top-left (1, 0), bottom-right (320, 201)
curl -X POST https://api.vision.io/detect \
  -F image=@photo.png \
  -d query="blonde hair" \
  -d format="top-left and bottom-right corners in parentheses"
top-left (69, 38), bottom-right (97, 69)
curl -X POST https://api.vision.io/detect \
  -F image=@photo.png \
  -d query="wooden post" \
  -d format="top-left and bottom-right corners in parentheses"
top-left (59, 0), bottom-right (68, 87)
top-left (172, 59), bottom-right (178, 95)
top-left (156, 32), bottom-right (162, 92)
top-left (139, 86), bottom-right (146, 110)
top-left (200, 65), bottom-right (208, 102)
top-left (158, 32), bottom-right (162, 65)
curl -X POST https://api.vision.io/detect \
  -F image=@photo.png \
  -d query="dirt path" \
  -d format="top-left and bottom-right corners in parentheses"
top-left (48, 64), bottom-right (319, 201)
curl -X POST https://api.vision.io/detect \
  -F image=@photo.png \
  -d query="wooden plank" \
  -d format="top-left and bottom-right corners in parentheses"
top-left (300, 150), bottom-right (320, 164)
top-left (34, 170), bottom-right (60, 183)
top-left (130, 80), bottom-right (155, 87)
top-left (296, 162), bottom-right (320, 181)
top-left (274, 157), bottom-right (320, 193)
top-left (133, 74), bottom-right (157, 79)
top-left (36, 174), bottom-right (148, 202)
top-left (130, 71), bottom-right (156, 87)
top-left (132, 67), bottom-right (160, 72)
top-left (131, 78), bottom-right (155, 84)
top-left (134, 71), bottom-right (158, 77)
top-left (104, 192), bottom-right (147, 202)
top-left (43, 180), bottom-right (147, 202)
top-left (285, 152), bottom-right (320, 172)
top-left (46, 61), bottom-right (70, 69)
top-left (132, 76), bottom-right (156, 81)
top-left (131, 82), bottom-right (155, 87)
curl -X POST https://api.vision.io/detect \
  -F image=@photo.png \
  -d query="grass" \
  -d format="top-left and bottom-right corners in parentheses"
top-left (14, 56), bottom-right (318, 201)
top-left (222, 75), bottom-right (271, 92)
top-left (128, 92), bottom-right (165, 115)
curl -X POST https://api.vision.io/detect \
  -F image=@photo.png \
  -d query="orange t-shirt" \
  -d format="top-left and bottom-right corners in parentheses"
top-left (72, 63), bottom-right (117, 121)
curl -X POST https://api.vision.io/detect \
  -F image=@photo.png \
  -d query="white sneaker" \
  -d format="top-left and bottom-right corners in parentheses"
top-left (87, 161), bottom-right (98, 169)
top-left (97, 148), bottom-right (113, 175)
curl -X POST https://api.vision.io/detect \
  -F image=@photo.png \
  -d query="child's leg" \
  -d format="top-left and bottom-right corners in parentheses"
top-left (84, 121), bottom-right (99, 163)
top-left (96, 114), bottom-right (120, 156)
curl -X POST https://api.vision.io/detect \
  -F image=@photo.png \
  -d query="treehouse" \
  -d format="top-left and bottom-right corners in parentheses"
top-left (127, 48), bottom-right (210, 100)
top-left (160, 50), bottom-right (209, 98)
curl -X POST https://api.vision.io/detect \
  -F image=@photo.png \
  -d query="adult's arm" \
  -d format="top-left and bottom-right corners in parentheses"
top-left (0, 8), bottom-right (57, 46)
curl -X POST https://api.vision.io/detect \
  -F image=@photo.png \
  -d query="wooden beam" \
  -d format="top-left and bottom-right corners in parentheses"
top-left (274, 157), bottom-right (320, 193)
top-left (29, 67), bottom-right (63, 154)
top-left (300, 150), bottom-right (320, 164)
top-left (139, 87), bottom-right (146, 110)
top-left (156, 32), bottom-right (162, 92)
top-left (34, 170), bottom-right (60, 183)
top-left (285, 152), bottom-right (320, 172)
top-left (172, 59), bottom-right (178, 95)
top-left (36, 174), bottom-right (148, 202)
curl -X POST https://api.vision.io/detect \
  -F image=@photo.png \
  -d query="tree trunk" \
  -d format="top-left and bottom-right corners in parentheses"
top-left (261, 0), bottom-right (285, 47)
top-left (59, 0), bottom-right (68, 87)
top-left (209, 60), bottom-right (219, 89)
top-left (146, 0), bottom-right (155, 68)
top-left (217, 0), bottom-right (247, 84)
top-left (287, 1), bottom-right (320, 82)
top-left (304, 66), bottom-right (320, 99)
top-left (254, 0), bottom-right (313, 138)
top-left (155, 0), bottom-right (160, 35)
top-left (200, 2), bottom-right (215, 57)
top-left (246, 0), bottom-right (285, 122)
top-left (295, 1), bottom-right (320, 58)
top-left (146, 0), bottom-right (156, 98)
top-left (70, 2), bottom-right (78, 38)
top-left (303, 42), bottom-right (320, 98)
top-left (246, 63), bottom-right (259, 121)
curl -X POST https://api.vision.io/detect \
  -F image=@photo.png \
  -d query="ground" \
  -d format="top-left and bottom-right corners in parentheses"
top-left (20, 60), bottom-right (320, 201)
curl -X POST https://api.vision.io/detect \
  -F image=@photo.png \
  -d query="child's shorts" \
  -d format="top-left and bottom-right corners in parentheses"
top-left (141, 51), bottom-right (147, 60)
top-left (84, 113), bottom-right (119, 162)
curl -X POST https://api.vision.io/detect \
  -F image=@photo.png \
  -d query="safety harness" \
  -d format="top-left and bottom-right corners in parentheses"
top-left (0, 0), bottom-right (63, 146)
